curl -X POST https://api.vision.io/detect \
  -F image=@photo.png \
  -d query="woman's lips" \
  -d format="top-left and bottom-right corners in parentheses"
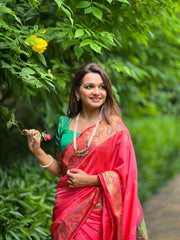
top-left (90, 97), bottom-right (102, 102)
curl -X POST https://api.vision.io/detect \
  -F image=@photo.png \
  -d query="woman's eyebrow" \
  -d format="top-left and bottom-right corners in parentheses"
top-left (83, 82), bottom-right (104, 85)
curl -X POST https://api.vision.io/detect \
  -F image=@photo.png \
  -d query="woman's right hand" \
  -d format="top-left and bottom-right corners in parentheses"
top-left (24, 129), bottom-right (41, 154)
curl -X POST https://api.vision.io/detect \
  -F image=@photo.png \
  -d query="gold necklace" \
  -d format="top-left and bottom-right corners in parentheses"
top-left (73, 113), bottom-right (101, 157)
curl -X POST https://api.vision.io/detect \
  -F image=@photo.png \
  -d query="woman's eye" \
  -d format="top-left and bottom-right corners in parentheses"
top-left (100, 85), bottom-right (106, 89)
top-left (85, 85), bottom-right (92, 89)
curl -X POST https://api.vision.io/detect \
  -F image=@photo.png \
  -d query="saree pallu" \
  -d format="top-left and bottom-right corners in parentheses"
top-left (51, 115), bottom-right (148, 240)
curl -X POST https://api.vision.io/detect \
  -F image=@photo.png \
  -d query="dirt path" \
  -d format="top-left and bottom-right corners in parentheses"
top-left (142, 174), bottom-right (180, 240)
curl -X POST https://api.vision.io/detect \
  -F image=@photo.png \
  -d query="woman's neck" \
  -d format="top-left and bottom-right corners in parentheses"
top-left (80, 108), bottom-right (101, 122)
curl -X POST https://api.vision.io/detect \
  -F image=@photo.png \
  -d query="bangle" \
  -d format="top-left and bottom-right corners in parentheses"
top-left (40, 154), bottom-right (54, 168)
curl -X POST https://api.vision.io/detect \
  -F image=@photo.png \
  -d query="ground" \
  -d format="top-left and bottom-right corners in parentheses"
top-left (143, 174), bottom-right (180, 240)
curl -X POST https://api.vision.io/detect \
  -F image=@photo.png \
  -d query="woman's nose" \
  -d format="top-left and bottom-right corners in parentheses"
top-left (93, 87), bottom-right (100, 94)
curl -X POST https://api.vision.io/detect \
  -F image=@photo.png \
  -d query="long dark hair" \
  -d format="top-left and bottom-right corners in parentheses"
top-left (68, 63), bottom-right (121, 124)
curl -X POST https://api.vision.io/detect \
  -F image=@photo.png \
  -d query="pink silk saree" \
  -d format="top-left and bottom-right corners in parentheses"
top-left (51, 115), bottom-right (148, 240)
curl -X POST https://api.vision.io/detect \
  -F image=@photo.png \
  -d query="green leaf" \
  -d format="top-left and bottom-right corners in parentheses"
top-left (9, 210), bottom-right (24, 218)
top-left (95, 40), bottom-right (110, 49)
top-left (57, 77), bottom-right (67, 88)
top-left (22, 76), bottom-right (44, 88)
top-left (90, 42), bottom-right (101, 53)
top-left (61, 4), bottom-right (73, 26)
top-left (9, 231), bottom-right (21, 240)
top-left (74, 29), bottom-right (84, 38)
top-left (28, 0), bottom-right (40, 8)
top-left (6, 112), bottom-right (18, 130)
top-left (0, 215), bottom-right (9, 221)
top-left (80, 39), bottom-right (92, 47)
top-left (0, 42), bottom-right (9, 49)
top-left (1, 106), bottom-right (9, 121)
top-left (74, 45), bottom-right (84, 60)
top-left (54, 0), bottom-right (63, 8)
top-left (18, 200), bottom-right (33, 210)
top-left (0, 208), bottom-right (8, 215)
top-left (94, 2), bottom-right (111, 13)
top-left (62, 40), bottom-right (78, 50)
top-left (68, 31), bottom-right (74, 39)
top-left (22, 68), bottom-right (36, 75)
top-left (25, 87), bottom-right (37, 96)
top-left (92, 7), bottom-right (103, 20)
top-left (35, 133), bottom-right (40, 138)
top-left (30, 234), bottom-right (41, 240)
top-left (0, 5), bottom-right (21, 23)
top-left (56, 31), bottom-right (69, 38)
top-left (117, 0), bottom-right (129, 3)
top-left (20, 227), bottom-right (30, 236)
top-left (25, 38), bottom-right (38, 45)
top-left (35, 227), bottom-right (48, 236)
top-left (76, 1), bottom-right (91, 8)
top-left (38, 54), bottom-right (47, 66)
top-left (34, 25), bottom-right (39, 32)
top-left (0, 60), bottom-right (11, 68)
top-left (5, 234), bottom-right (11, 240)
top-left (84, 7), bottom-right (92, 14)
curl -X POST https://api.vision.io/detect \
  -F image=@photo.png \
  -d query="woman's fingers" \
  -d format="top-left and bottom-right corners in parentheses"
top-left (66, 169), bottom-right (89, 188)
top-left (67, 177), bottom-right (74, 187)
top-left (67, 168), bottom-right (82, 176)
top-left (67, 169), bottom-right (75, 187)
top-left (25, 129), bottom-right (41, 137)
top-left (24, 129), bottom-right (41, 142)
top-left (24, 129), bottom-right (41, 153)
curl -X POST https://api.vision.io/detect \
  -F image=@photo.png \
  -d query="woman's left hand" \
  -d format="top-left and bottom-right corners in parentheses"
top-left (66, 169), bottom-right (100, 188)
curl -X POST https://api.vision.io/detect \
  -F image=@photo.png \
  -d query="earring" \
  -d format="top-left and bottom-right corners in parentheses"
top-left (77, 96), bottom-right (80, 101)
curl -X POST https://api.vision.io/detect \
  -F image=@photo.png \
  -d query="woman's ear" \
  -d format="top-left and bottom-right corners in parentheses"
top-left (75, 90), bottom-right (80, 101)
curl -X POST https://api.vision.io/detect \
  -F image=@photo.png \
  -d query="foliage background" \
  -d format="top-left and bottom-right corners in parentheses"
top-left (0, 0), bottom-right (180, 239)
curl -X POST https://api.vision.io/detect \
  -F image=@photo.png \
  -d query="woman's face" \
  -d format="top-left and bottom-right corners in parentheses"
top-left (76, 72), bottom-right (107, 111)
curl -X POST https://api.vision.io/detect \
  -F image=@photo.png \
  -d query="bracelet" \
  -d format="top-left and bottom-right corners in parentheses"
top-left (40, 154), bottom-right (54, 168)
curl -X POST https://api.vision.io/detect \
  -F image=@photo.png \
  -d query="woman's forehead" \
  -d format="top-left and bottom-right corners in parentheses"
top-left (82, 72), bottom-right (103, 84)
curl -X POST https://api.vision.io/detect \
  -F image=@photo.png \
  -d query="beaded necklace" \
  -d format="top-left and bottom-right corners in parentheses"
top-left (73, 112), bottom-right (101, 156)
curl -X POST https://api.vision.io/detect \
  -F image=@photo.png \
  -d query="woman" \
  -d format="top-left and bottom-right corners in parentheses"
top-left (25, 63), bottom-right (148, 240)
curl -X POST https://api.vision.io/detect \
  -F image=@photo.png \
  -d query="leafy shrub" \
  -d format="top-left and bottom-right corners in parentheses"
top-left (0, 156), bottom-right (57, 240)
top-left (125, 115), bottom-right (180, 201)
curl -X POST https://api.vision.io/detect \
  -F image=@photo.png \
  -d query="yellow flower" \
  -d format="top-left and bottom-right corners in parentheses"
top-left (25, 35), bottom-right (48, 54)
top-left (40, 30), bottom-right (46, 34)
top-left (25, 35), bottom-right (37, 46)
top-left (31, 38), bottom-right (48, 54)
top-left (135, 0), bottom-right (142, 6)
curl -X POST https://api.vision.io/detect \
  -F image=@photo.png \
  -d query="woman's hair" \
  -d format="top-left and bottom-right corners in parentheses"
top-left (68, 63), bottom-right (121, 124)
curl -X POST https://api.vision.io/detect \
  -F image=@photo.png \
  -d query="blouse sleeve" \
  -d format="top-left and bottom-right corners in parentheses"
top-left (54, 116), bottom-right (64, 148)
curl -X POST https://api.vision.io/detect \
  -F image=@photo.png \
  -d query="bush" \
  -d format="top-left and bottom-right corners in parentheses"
top-left (0, 156), bottom-right (57, 240)
top-left (125, 115), bottom-right (180, 201)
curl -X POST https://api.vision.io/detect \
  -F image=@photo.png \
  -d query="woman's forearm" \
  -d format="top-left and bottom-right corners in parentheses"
top-left (33, 148), bottom-right (62, 178)
top-left (88, 174), bottom-right (101, 186)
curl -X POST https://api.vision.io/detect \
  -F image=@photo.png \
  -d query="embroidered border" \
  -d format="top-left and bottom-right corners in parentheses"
top-left (137, 217), bottom-right (149, 240)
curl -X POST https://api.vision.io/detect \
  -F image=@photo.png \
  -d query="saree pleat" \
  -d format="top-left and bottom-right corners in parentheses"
top-left (74, 209), bottom-right (103, 240)
top-left (51, 115), bottom-right (148, 240)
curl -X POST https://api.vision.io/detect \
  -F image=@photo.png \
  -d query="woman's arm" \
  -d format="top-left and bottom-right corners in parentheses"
top-left (33, 148), bottom-right (62, 178)
top-left (24, 129), bottom-right (62, 178)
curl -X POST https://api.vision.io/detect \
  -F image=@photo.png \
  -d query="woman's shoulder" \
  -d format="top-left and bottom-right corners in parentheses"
top-left (57, 115), bottom-right (71, 128)
top-left (57, 115), bottom-right (71, 122)
top-left (109, 115), bottom-right (129, 132)
top-left (109, 115), bottom-right (124, 125)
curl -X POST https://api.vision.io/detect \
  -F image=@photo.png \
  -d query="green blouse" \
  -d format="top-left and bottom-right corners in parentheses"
top-left (54, 116), bottom-right (80, 153)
